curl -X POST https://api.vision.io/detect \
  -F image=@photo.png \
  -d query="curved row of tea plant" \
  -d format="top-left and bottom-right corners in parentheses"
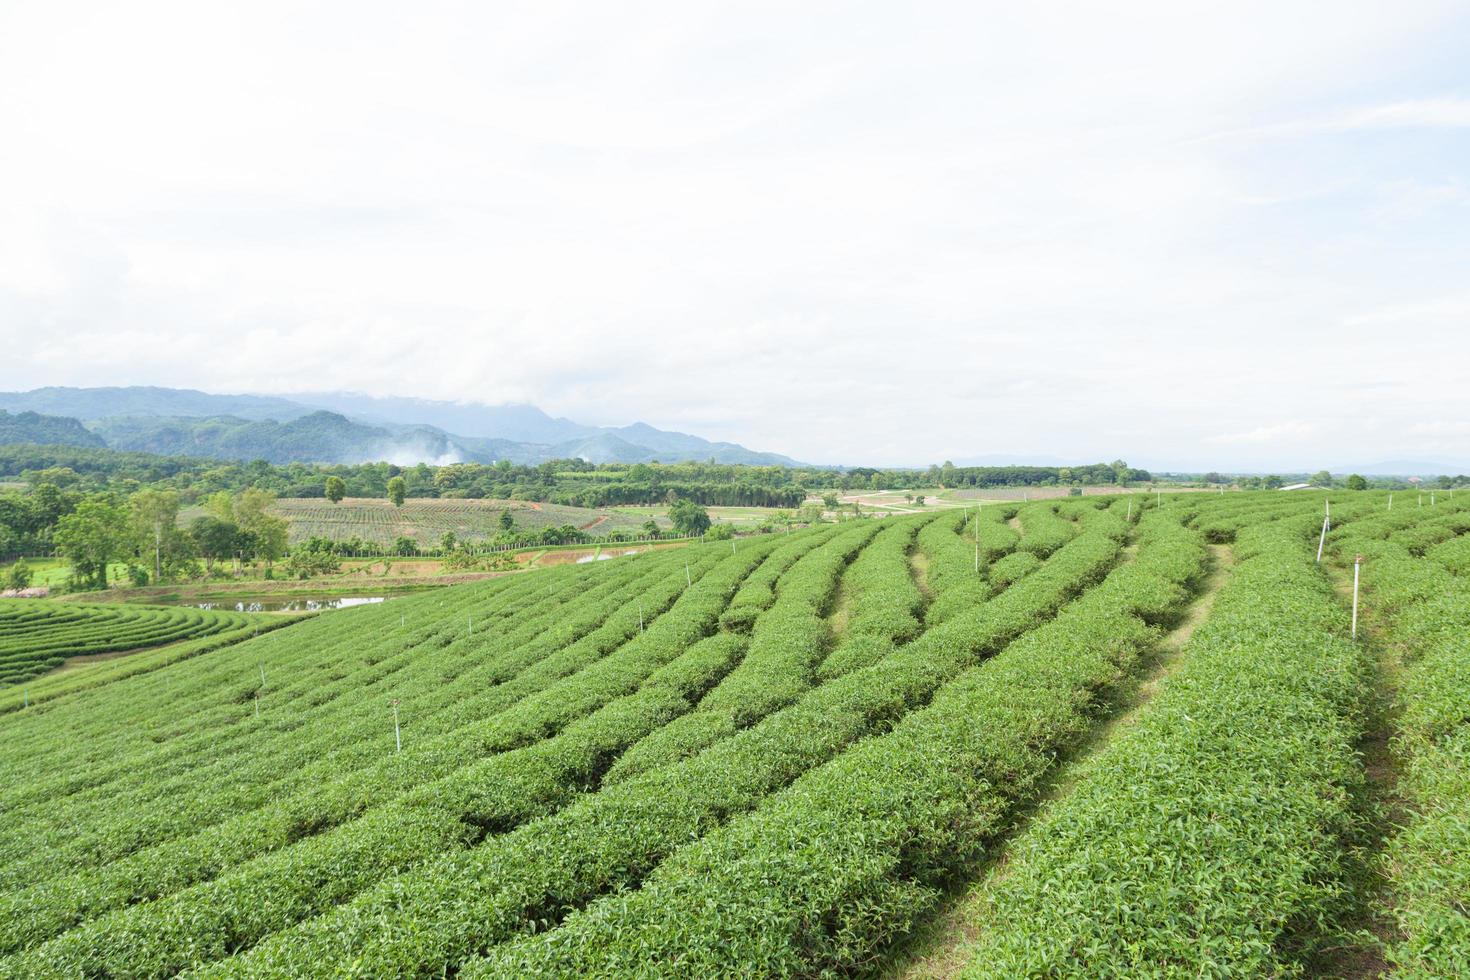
top-left (0, 601), bottom-right (259, 685)
top-left (1333, 511), bottom-right (1470, 976)
top-left (190, 511), bottom-right (1128, 978)
top-left (0, 539), bottom-right (785, 956)
top-left (467, 506), bottom-right (1205, 976)
top-left (952, 512), bottom-right (1369, 977)
top-left (0, 550), bottom-right (676, 885)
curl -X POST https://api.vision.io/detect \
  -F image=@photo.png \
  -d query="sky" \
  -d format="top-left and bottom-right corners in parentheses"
top-left (1, 1), bottom-right (1469, 470)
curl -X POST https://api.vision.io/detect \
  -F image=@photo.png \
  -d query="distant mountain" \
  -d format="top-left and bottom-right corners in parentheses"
top-left (0, 386), bottom-right (308, 422)
top-left (0, 410), bottom-right (106, 449)
top-left (289, 392), bottom-right (595, 444)
top-left (0, 386), bottom-right (802, 466)
top-left (87, 412), bottom-right (471, 465)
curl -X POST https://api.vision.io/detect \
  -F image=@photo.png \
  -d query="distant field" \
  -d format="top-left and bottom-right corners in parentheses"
top-left (607, 504), bottom-right (785, 527)
top-left (186, 498), bottom-right (674, 548)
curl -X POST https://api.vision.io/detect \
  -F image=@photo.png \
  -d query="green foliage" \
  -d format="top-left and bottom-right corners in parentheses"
top-left (4, 560), bottom-right (31, 591)
top-left (53, 497), bottom-right (129, 588)
top-left (668, 499), bottom-right (711, 536)
top-left (386, 476), bottom-right (406, 508)
top-left (324, 476), bottom-right (346, 503)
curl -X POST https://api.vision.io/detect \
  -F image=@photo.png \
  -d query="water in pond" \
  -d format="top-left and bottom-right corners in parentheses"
top-left (575, 550), bottom-right (640, 564)
top-left (193, 596), bottom-right (387, 613)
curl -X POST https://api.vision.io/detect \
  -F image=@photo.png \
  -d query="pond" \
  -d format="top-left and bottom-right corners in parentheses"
top-left (575, 550), bottom-right (640, 564)
top-left (192, 596), bottom-right (388, 613)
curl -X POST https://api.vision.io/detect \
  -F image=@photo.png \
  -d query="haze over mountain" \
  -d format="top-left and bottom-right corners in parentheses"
top-left (0, 387), bottom-right (803, 467)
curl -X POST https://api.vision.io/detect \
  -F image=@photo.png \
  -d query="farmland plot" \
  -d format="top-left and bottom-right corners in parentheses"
top-left (0, 491), bottom-right (1462, 978)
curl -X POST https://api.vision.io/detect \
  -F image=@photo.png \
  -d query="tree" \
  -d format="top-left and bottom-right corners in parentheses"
top-left (642, 519), bottom-right (660, 540)
top-left (1346, 474), bottom-right (1369, 491)
top-left (499, 509), bottom-right (515, 532)
top-left (668, 499), bottom-right (711, 536)
top-left (129, 489), bottom-right (185, 584)
top-left (189, 516), bottom-right (242, 573)
top-left (324, 476), bottom-right (346, 504)
top-left (54, 497), bottom-right (130, 589)
top-left (1311, 470), bottom-right (1333, 488)
top-left (235, 488), bottom-right (288, 567)
top-left (821, 493), bottom-right (839, 510)
top-left (439, 531), bottom-right (457, 554)
top-left (5, 559), bottom-right (32, 591)
top-left (914, 494), bottom-right (926, 507)
top-left (392, 536), bottom-right (417, 557)
top-left (1264, 475), bottom-right (1284, 490)
top-left (387, 477), bottom-right (406, 508)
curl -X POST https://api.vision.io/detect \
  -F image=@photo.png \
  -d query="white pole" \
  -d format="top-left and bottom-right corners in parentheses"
top-left (685, 562), bottom-right (691, 587)
top-left (1126, 498), bottom-right (1132, 521)
top-left (23, 688), bottom-right (28, 708)
top-left (1388, 493), bottom-right (1393, 510)
top-left (259, 664), bottom-right (266, 687)
top-left (391, 699), bottom-right (401, 754)
top-left (1316, 515), bottom-right (1328, 564)
top-left (638, 601), bottom-right (644, 632)
top-left (1351, 555), bottom-right (1362, 639)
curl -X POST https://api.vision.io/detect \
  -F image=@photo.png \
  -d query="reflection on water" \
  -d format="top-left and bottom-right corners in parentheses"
top-left (575, 550), bottom-right (640, 564)
top-left (194, 596), bottom-right (387, 613)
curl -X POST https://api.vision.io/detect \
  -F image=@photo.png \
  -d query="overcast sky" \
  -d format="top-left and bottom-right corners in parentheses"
top-left (2, 1), bottom-right (1468, 469)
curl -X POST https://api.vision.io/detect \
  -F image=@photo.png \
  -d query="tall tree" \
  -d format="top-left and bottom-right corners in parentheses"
top-left (234, 488), bottom-right (288, 566)
top-left (54, 497), bottom-right (129, 588)
top-left (324, 476), bottom-right (346, 504)
top-left (669, 499), bottom-right (711, 536)
top-left (387, 476), bottom-right (406, 508)
top-left (129, 489), bottom-right (181, 584)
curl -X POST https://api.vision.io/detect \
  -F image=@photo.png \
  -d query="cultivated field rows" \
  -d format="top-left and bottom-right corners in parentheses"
top-left (0, 490), bottom-right (1465, 976)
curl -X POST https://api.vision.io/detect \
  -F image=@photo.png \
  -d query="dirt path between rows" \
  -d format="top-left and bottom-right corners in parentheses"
top-left (1305, 562), bottom-right (1404, 979)
top-left (886, 542), bottom-right (1234, 979)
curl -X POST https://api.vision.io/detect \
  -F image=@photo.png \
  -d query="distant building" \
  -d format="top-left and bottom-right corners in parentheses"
top-left (1280, 483), bottom-right (1316, 491)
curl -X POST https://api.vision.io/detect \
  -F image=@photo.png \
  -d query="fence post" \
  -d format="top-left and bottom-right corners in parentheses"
top-left (1352, 555), bottom-right (1363, 639)
top-left (390, 698), bottom-right (402, 754)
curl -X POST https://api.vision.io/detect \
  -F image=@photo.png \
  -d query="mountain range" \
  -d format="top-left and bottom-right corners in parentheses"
top-left (0, 387), bottom-right (803, 467)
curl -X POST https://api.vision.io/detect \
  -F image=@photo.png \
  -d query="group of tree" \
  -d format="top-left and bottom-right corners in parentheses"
top-left (0, 481), bottom-right (289, 589)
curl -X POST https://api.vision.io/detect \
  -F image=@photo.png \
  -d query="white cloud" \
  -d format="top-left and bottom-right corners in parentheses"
top-left (1, 1), bottom-right (1468, 468)
top-left (1209, 422), bottom-right (1318, 446)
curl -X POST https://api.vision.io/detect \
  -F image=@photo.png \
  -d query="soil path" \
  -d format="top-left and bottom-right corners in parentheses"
top-left (886, 543), bottom-right (1234, 979)
top-left (1304, 562), bottom-right (1404, 979)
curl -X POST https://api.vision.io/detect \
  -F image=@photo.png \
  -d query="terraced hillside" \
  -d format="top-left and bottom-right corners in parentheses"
top-left (0, 492), bottom-right (1464, 977)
